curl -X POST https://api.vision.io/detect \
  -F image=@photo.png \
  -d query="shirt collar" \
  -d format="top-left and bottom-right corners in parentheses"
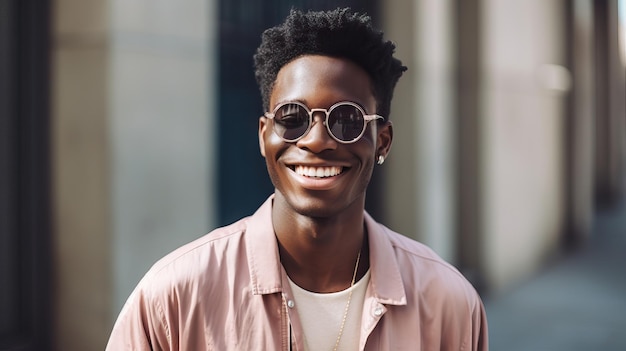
top-left (363, 211), bottom-right (407, 306)
top-left (246, 195), bottom-right (283, 295)
top-left (246, 195), bottom-right (407, 306)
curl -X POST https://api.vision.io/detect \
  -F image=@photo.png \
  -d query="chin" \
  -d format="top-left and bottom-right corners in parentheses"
top-left (294, 205), bottom-right (337, 219)
top-left (287, 196), bottom-right (335, 217)
top-left (285, 191), bottom-right (364, 219)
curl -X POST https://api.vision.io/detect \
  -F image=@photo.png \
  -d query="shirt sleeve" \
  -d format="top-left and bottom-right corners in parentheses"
top-left (471, 297), bottom-right (489, 351)
top-left (106, 284), bottom-right (170, 351)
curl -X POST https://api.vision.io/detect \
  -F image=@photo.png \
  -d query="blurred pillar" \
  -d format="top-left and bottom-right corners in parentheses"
top-left (1, 1), bottom-right (52, 349)
top-left (52, 0), bottom-right (217, 349)
top-left (381, 0), bottom-right (417, 242)
top-left (455, 0), bottom-right (486, 289)
top-left (52, 0), bottom-right (113, 348)
top-left (564, 0), bottom-right (595, 246)
top-left (109, 0), bottom-right (217, 314)
top-left (594, 0), bottom-right (626, 205)
top-left (479, 0), bottom-right (567, 291)
top-left (383, 0), bottom-right (457, 263)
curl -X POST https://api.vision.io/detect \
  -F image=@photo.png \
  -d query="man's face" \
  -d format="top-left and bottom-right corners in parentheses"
top-left (258, 55), bottom-right (392, 218)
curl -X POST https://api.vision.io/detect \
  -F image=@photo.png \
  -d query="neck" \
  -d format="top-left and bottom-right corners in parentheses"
top-left (272, 194), bottom-right (369, 293)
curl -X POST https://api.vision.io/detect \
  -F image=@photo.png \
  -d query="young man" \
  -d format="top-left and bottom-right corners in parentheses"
top-left (107, 8), bottom-right (488, 350)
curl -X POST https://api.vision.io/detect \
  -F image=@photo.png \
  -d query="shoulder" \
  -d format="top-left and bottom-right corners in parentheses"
top-left (380, 225), bottom-right (481, 304)
top-left (107, 216), bottom-right (258, 349)
top-left (372, 224), bottom-right (488, 350)
top-left (139, 216), bottom-right (252, 294)
top-left (381, 226), bottom-right (458, 274)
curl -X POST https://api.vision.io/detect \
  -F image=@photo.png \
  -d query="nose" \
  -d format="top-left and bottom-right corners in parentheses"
top-left (295, 112), bottom-right (338, 153)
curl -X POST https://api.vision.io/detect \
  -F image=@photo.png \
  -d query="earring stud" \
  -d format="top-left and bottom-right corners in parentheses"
top-left (377, 155), bottom-right (385, 165)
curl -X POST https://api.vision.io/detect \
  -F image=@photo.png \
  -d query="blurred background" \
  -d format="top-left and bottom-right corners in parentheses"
top-left (1, 0), bottom-right (625, 350)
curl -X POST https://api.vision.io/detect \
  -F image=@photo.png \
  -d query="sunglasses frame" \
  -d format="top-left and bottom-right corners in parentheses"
top-left (264, 101), bottom-right (384, 144)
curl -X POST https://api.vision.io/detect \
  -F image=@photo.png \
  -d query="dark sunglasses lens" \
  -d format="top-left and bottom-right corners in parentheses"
top-left (273, 104), bottom-right (310, 141)
top-left (327, 104), bottom-right (365, 142)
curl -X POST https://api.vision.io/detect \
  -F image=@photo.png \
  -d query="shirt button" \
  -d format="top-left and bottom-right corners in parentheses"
top-left (374, 307), bottom-right (383, 316)
top-left (287, 300), bottom-right (295, 308)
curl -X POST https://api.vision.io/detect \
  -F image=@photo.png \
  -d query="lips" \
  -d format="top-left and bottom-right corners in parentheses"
top-left (294, 165), bottom-right (343, 178)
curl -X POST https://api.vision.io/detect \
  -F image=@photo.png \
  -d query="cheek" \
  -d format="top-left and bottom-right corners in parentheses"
top-left (262, 132), bottom-right (290, 185)
top-left (356, 129), bottom-right (378, 180)
top-left (361, 155), bottom-right (375, 179)
top-left (264, 149), bottom-right (282, 189)
top-left (261, 127), bottom-right (285, 156)
top-left (360, 127), bottom-right (379, 152)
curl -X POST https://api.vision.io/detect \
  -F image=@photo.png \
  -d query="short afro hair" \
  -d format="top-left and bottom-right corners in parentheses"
top-left (253, 8), bottom-right (407, 121)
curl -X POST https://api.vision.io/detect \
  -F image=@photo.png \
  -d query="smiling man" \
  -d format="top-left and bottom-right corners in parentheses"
top-left (107, 8), bottom-right (488, 351)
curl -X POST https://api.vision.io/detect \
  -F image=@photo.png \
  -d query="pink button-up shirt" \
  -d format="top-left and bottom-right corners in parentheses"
top-left (107, 196), bottom-right (488, 350)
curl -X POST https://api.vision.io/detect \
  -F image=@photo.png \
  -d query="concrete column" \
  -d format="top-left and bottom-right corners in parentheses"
top-left (382, 0), bottom-right (418, 240)
top-left (565, 0), bottom-right (595, 244)
top-left (52, 0), bottom-right (217, 349)
top-left (109, 0), bottom-right (217, 312)
top-left (382, 0), bottom-right (457, 262)
top-left (594, 0), bottom-right (626, 204)
top-left (481, 0), bottom-right (567, 291)
top-left (52, 1), bottom-right (112, 348)
top-left (606, 0), bottom-right (626, 198)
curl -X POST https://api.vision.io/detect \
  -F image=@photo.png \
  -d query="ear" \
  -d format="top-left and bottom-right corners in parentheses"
top-left (376, 121), bottom-right (393, 160)
top-left (258, 116), bottom-right (268, 158)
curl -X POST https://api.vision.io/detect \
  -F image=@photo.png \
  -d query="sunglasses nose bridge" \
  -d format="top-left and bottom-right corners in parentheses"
top-left (306, 110), bottom-right (332, 139)
top-left (295, 108), bottom-right (339, 149)
top-left (308, 108), bottom-right (329, 126)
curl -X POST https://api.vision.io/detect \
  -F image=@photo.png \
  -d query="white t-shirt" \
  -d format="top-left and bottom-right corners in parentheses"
top-left (288, 270), bottom-right (371, 351)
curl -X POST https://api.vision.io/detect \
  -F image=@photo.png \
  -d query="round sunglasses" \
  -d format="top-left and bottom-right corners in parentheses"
top-left (264, 101), bottom-right (384, 144)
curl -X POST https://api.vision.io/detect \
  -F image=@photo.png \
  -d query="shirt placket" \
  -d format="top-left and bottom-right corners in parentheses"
top-left (281, 281), bottom-right (304, 351)
top-left (359, 296), bottom-right (388, 350)
top-left (280, 293), bottom-right (291, 351)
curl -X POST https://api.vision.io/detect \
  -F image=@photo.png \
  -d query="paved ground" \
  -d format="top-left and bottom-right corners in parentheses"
top-left (484, 199), bottom-right (626, 350)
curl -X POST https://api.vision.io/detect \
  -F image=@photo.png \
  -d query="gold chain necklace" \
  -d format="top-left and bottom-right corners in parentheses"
top-left (332, 249), bottom-right (361, 351)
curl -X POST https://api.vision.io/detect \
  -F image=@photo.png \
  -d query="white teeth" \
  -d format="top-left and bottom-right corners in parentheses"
top-left (294, 165), bottom-right (343, 178)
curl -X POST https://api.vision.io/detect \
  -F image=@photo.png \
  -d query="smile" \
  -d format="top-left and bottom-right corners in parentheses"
top-left (294, 165), bottom-right (344, 178)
